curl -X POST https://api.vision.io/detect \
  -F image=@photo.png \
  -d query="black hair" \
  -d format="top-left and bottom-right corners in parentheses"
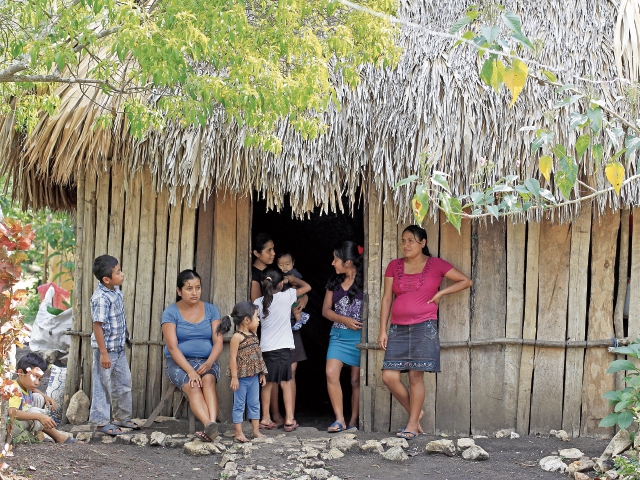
top-left (16, 352), bottom-right (47, 373)
top-left (326, 241), bottom-right (363, 303)
top-left (402, 225), bottom-right (431, 257)
top-left (261, 266), bottom-right (284, 317)
top-left (253, 233), bottom-right (273, 257)
top-left (176, 269), bottom-right (202, 302)
top-left (218, 301), bottom-right (258, 335)
top-left (93, 255), bottom-right (119, 282)
top-left (276, 251), bottom-right (295, 263)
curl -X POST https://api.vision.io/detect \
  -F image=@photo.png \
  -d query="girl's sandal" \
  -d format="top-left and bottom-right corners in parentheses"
top-left (194, 431), bottom-right (213, 442)
top-left (284, 421), bottom-right (299, 432)
top-left (259, 421), bottom-right (277, 430)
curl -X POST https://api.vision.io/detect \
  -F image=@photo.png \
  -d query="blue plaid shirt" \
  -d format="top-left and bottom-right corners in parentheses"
top-left (90, 283), bottom-right (127, 351)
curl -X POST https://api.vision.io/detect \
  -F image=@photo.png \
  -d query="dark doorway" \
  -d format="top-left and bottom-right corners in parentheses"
top-left (252, 195), bottom-right (364, 428)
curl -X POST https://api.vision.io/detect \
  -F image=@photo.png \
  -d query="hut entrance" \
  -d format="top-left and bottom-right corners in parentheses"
top-left (252, 195), bottom-right (364, 427)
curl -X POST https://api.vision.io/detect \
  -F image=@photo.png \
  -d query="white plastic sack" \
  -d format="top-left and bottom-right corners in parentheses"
top-left (45, 365), bottom-right (67, 418)
top-left (29, 285), bottom-right (73, 353)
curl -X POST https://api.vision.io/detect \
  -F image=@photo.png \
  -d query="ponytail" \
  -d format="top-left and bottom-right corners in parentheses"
top-left (261, 266), bottom-right (284, 317)
top-left (217, 315), bottom-right (232, 336)
top-left (402, 225), bottom-right (431, 257)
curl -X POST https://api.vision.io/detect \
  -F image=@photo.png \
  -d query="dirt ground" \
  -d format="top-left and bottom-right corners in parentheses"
top-left (2, 418), bottom-right (609, 480)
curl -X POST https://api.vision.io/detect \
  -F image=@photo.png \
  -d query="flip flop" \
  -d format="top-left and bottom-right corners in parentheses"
top-left (327, 421), bottom-right (344, 433)
top-left (234, 436), bottom-right (250, 443)
top-left (204, 422), bottom-right (218, 440)
top-left (397, 429), bottom-right (418, 440)
top-left (63, 436), bottom-right (78, 444)
top-left (259, 421), bottom-right (277, 430)
top-left (112, 419), bottom-right (140, 430)
top-left (194, 431), bottom-right (213, 442)
top-left (284, 421), bottom-right (299, 432)
top-left (346, 425), bottom-right (358, 432)
top-left (96, 424), bottom-right (123, 436)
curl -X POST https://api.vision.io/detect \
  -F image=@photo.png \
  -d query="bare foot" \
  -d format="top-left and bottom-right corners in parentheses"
top-left (253, 431), bottom-right (266, 439)
top-left (235, 435), bottom-right (250, 443)
top-left (418, 410), bottom-right (425, 434)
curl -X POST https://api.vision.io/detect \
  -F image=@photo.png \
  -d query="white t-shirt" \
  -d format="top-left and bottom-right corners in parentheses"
top-left (254, 289), bottom-right (296, 352)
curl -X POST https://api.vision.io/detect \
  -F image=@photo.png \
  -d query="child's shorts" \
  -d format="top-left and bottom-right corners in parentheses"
top-left (12, 406), bottom-right (47, 442)
top-left (262, 348), bottom-right (291, 383)
top-left (165, 357), bottom-right (220, 389)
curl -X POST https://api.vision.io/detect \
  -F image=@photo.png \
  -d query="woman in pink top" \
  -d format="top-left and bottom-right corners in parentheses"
top-left (378, 225), bottom-right (472, 440)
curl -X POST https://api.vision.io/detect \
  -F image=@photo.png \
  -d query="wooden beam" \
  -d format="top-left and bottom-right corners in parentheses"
top-left (235, 195), bottom-right (252, 304)
top-left (195, 196), bottom-right (215, 302)
top-left (581, 208), bottom-right (619, 437)
top-left (422, 216), bottom-right (439, 435)
top-left (562, 205), bottom-right (592, 437)
top-left (613, 209), bottom-right (630, 392)
top-left (180, 201), bottom-right (197, 272)
top-left (107, 164), bottom-right (125, 261)
top-left (470, 220), bottom-right (507, 434)
top-left (627, 209), bottom-right (640, 340)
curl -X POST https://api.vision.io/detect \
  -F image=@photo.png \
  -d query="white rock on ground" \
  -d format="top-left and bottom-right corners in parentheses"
top-left (600, 429), bottom-right (632, 460)
top-left (101, 435), bottom-right (117, 444)
top-left (183, 440), bottom-right (220, 456)
top-left (567, 457), bottom-right (595, 474)
top-left (425, 439), bottom-right (456, 457)
top-left (494, 429), bottom-right (513, 438)
top-left (75, 432), bottom-right (93, 442)
top-left (131, 433), bottom-right (148, 447)
top-left (539, 456), bottom-right (568, 473)
top-left (149, 432), bottom-right (166, 446)
top-left (549, 429), bottom-right (571, 442)
top-left (66, 391), bottom-right (90, 424)
top-left (604, 470), bottom-right (619, 479)
top-left (457, 438), bottom-right (475, 451)
top-left (558, 448), bottom-right (584, 460)
top-left (461, 445), bottom-right (489, 461)
top-left (382, 445), bottom-right (409, 462)
top-left (219, 453), bottom-right (238, 467)
top-left (329, 437), bottom-right (359, 452)
top-left (164, 437), bottom-right (190, 448)
top-left (70, 425), bottom-right (94, 433)
top-left (303, 468), bottom-right (331, 480)
top-left (510, 432), bottom-right (520, 439)
top-left (320, 448), bottom-right (344, 460)
top-left (380, 437), bottom-right (409, 448)
top-left (361, 440), bottom-right (384, 454)
top-left (573, 472), bottom-right (590, 480)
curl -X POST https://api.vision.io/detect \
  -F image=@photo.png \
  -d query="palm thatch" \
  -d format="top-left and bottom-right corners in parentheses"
top-left (0, 0), bottom-right (637, 219)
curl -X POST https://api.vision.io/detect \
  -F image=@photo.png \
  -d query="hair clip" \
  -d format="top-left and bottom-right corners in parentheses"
top-left (265, 276), bottom-right (272, 281)
top-left (357, 245), bottom-right (364, 255)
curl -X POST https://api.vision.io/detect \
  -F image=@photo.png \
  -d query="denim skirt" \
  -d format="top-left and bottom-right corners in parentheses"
top-left (165, 357), bottom-right (220, 388)
top-left (382, 320), bottom-right (440, 372)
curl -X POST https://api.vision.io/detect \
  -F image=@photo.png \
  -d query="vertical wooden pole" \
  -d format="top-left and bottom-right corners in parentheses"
top-left (436, 213), bottom-right (471, 435)
top-left (366, 188), bottom-right (385, 432)
top-left (63, 174), bottom-right (85, 421)
top-left (581, 208), bottom-right (619, 436)
top-left (195, 196), bottom-right (215, 302)
top-left (529, 218), bottom-right (571, 434)
top-left (613, 209), bottom-right (630, 391)
top-left (146, 189), bottom-right (169, 417)
top-left (180, 200), bottom-right (197, 272)
top-left (131, 169), bottom-right (157, 418)
top-left (235, 196), bottom-right (252, 304)
top-left (211, 193), bottom-right (238, 422)
top-left (470, 220), bottom-right (507, 434)
top-left (627, 209), bottom-right (640, 340)
top-left (562, 205), bottom-right (592, 437)
top-left (94, 170), bottom-right (110, 259)
top-left (81, 170), bottom-right (97, 397)
top-left (504, 221), bottom-right (526, 429)
top-left (516, 221), bottom-right (541, 433)
top-left (107, 164), bottom-right (125, 261)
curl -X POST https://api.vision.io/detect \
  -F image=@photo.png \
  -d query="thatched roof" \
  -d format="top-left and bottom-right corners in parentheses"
top-left (1, 0), bottom-right (637, 219)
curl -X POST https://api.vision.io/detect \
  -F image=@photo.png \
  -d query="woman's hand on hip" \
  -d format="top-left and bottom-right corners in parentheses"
top-left (195, 360), bottom-right (213, 375)
top-left (378, 331), bottom-right (388, 351)
top-left (344, 317), bottom-right (363, 330)
top-left (188, 370), bottom-right (202, 388)
top-left (428, 292), bottom-right (442, 305)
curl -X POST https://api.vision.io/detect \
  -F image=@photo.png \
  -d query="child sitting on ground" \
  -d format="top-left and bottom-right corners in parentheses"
top-left (220, 301), bottom-right (268, 443)
top-left (9, 352), bottom-right (76, 444)
top-left (276, 252), bottom-right (310, 331)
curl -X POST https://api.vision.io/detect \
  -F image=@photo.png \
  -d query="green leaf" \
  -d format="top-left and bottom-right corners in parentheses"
top-left (431, 172), bottom-right (451, 193)
top-left (555, 155), bottom-right (578, 199)
top-left (411, 191), bottom-right (429, 224)
top-left (440, 195), bottom-right (463, 233)
top-left (575, 134), bottom-right (590, 158)
top-left (487, 204), bottom-right (500, 219)
top-left (569, 112), bottom-right (588, 131)
top-left (625, 135), bottom-right (640, 158)
top-left (612, 149), bottom-right (627, 162)
top-left (524, 178), bottom-right (540, 197)
top-left (599, 413), bottom-right (620, 428)
top-left (502, 11), bottom-right (523, 34)
top-left (603, 390), bottom-right (623, 401)
top-left (618, 411), bottom-right (634, 430)
top-left (452, 30), bottom-right (475, 49)
top-left (553, 95), bottom-right (584, 109)
top-left (394, 175), bottom-right (419, 189)
top-left (593, 143), bottom-right (603, 162)
top-left (541, 70), bottom-right (558, 83)
top-left (606, 359), bottom-right (638, 374)
top-left (511, 31), bottom-right (534, 49)
top-left (481, 26), bottom-right (500, 45)
top-left (480, 56), bottom-right (505, 92)
top-left (450, 15), bottom-right (474, 34)
top-left (587, 107), bottom-right (603, 134)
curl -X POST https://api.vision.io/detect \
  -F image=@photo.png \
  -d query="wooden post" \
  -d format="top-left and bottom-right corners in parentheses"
top-left (131, 169), bottom-right (157, 417)
top-left (195, 196), bottom-right (215, 302)
top-left (470, 220), bottom-right (507, 434)
top-left (235, 196), bottom-right (252, 304)
top-left (516, 221), bottom-right (540, 434)
top-left (436, 213), bottom-right (471, 435)
top-left (627, 209), bottom-right (640, 341)
top-left (366, 188), bottom-right (385, 433)
top-left (146, 189), bottom-right (170, 417)
top-left (211, 192), bottom-right (238, 422)
top-left (613, 209), bottom-right (630, 391)
top-left (529, 218), bottom-right (571, 434)
top-left (63, 174), bottom-right (85, 421)
top-left (581, 208), bottom-right (619, 437)
top-left (81, 170), bottom-right (97, 397)
top-left (562, 205), bottom-right (592, 437)
top-left (180, 200), bottom-right (197, 272)
top-left (94, 170), bottom-right (110, 259)
top-left (503, 221), bottom-right (526, 429)
top-left (107, 164), bottom-right (125, 261)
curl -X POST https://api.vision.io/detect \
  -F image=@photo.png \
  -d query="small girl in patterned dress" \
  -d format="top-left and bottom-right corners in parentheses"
top-left (220, 301), bottom-right (268, 443)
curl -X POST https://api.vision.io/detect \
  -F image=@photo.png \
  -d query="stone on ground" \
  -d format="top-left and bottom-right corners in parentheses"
top-left (131, 433), bottom-right (148, 447)
top-left (539, 456), bottom-right (568, 473)
top-left (75, 432), bottom-right (93, 443)
top-left (549, 429), bottom-right (571, 442)
top-left (382, 445), bottom-right (409, 462)
top-left (461, 445), bottom-right (489, 461)
top-left (150, 431), bottom-right (166, 446)
top-left (604, 470), bottom-right (619, 479)
top-left (381, 437), bottom-right (409, 448)
top-left (320, 448), bottom-right (344, 460)
top-left (101, 435), bottom-right (117, 444)
top-left (510, 432), bottom-right (520, 439)
top-left (329, 437), bottom-right (359, 452)
top-left (303, 468), bottom-right (331, 479)
top-left (219, 453), bottom-right (238, 467)
top-left (252, 436), bottom-right (274, 444)
top-left (183, 439), bottom-right (220, 456)
top-left (573, 472), bottom-right (590, 480)
top-left (600, 429), bottom-right (632, 460)
top-left (425, 439), bottom-right (456, 457)
top-left (66, 391), bottom-right (90, 424)
top-left (456, 438), bottom-right (475, 451)
top-left (70, 425), bottom-right (94, 433)
top-left (361, 440), bottom-right (384, 454)
top-left (494, 429), bottom-right (513, 438)
top-left (558, 448), bottom-right (583, 460)
top-left (567, 457), bottom-right (595, 474)
top-left (164, 436), bottom-right (190, 448)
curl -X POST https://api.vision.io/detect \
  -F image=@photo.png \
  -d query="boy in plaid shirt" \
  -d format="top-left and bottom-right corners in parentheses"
top-left (89, 255), bottom-right (139, 435)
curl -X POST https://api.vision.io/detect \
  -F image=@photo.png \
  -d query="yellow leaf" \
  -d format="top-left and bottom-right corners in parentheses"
top-left (539, 155), bottom-right (553, 182)
top-left (605, 161), bottom-right (625, 195)
top-left (503, 59), bottom-right (528, 108)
